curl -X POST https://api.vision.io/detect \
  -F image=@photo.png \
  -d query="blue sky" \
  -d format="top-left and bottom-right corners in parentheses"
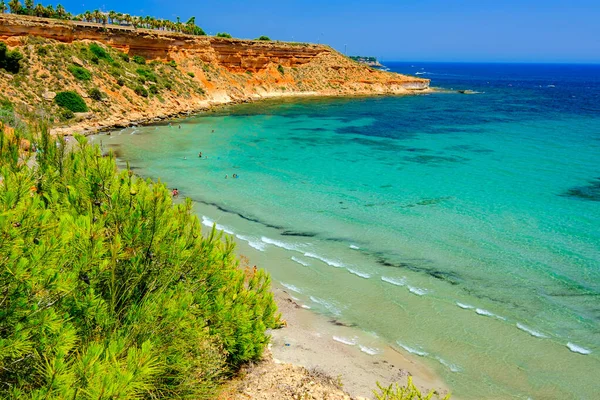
top-left (52, 1), bottom-right (600, 62)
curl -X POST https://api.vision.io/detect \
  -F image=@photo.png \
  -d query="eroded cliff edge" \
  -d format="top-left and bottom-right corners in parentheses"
top-left (0, 14), bottom-right (430, 134)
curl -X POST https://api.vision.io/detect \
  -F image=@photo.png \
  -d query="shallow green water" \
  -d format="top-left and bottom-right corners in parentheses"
top-left (96, 63), bottom-right (600, 399)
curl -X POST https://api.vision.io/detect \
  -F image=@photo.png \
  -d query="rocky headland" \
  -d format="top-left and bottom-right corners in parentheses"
top-left (0, 14), bottom-right (429, 135)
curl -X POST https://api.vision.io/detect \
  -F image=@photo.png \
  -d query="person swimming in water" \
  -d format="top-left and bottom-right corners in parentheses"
top-left (198, 152), bottom-right (202, 158)
top-left (172, 188), bottom-right (179, 196)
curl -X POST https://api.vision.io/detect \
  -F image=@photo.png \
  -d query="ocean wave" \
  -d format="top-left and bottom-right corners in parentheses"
top-left (347, 268), bottom-right (371, 279)
top-left (202, 216), bottom-right (235, 235)
top-left (261, 236), bottom-right (304, 251)
top-left (359, 345), bottom-right (381, 355)
top-left (415, 72), bottom-right (427, 75)
top-left (235, 234), bottom-right (267, 251)
top-left (408, 286), bottom-right (427, 296)
top-left (333, 336), bottom-right (357, 346)
top-left (567, 342), bottom-right (591, 355)
top-left (516, 323), bottom-right (547, 338)
top-left (301, 304), bottom-right (311, 309)
top-left (396, 341), bottom-right (428, 357)
top-left (381, 276), bottom-right (406, 286)
top-left (456, 302), bottom-right (474, 309)
top-left (310, 296), bottom-right (342, 316)
top-left (281, 282), bottom-right (302, 294)
top-left (291, 256), bottom-right (310, 267)
top-left (304, 252), bottom-right (345, 268)
top-left (436, 357), bottom-right (461, 373)
top-left (475, 308), bottom-right (506, 320)
top-left (349, 244), bottom-right (360, 250)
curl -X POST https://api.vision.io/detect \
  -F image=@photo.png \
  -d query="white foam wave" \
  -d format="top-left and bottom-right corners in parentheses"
top-left (516, 323), bottom-right (547, 338)
top-left (310, 296), bottom-right (341, 316)
top-left (347, 268), bottom-right (371, 279)
top-left (381, 276), bottom-right (406, 286)
top-left (281, 282), bottom-right (302, 294)
top-left (301, 304), bottom-right (311, 309)
top-left (349, 244), bottom-right (360, 250)
top-left (567, 342), bottom-right (591, 355)
top-left (359, 345), bottom-right (381, 355)
top-left (475, 308), bottom-right (506, 320)
top-left (291, 256), bottom-right (310, 267)
top-left (436, 357), bottom-right (461, 372)
top-left (415, 72), bottom-right (427, 75)
top-left (396, 341), bottom-right (428, 357)
top-left (201, 216), bottom-right (235, 235)
top-left (408, 286), bottom-right (428, 296)
top-left (235, 234), bottom-right (267, 251)
top-left (261, 236), bottom-right (303, 251)
top-left (304, 252), bottom-right (345, 268)
top-left (456, 302), bottom-right (474, 309)
top-left (333, 336), bottom-right (357, 346)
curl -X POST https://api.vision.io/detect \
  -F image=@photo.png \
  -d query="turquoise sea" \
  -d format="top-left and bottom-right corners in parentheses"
top-left (96, 62), bottom-right (600, 399)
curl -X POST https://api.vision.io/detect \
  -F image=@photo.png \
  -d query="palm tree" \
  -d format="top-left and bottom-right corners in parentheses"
top-left (8, 0), bottom-right (21, 14)
top-left (108, 10), bottom-right (116, 24)
top-left (56, 4), bottom-right (66, 19)
top-left (0, 1), bottom-right (7, 13)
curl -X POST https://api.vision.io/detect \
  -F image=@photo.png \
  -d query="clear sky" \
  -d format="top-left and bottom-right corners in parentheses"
top-left (53, 0), bottom-right (600, 63)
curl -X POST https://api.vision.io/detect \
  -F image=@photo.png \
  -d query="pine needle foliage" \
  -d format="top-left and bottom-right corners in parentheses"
top-left (373, 378), bottom-right (451, 400)
top-left (0, 127), bottom-right (280, 398)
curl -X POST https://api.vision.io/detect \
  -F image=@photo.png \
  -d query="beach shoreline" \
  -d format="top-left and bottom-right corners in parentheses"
top-left (51, 89), bottom-right (434, 137)
top-left (268, 286), bottom-right (451, 399)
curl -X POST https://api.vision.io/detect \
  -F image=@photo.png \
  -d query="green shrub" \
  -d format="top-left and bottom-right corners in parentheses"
top-left (168, 60), bottom-right (177, 68)
top-left (89, 43), bottom-right (113, 61)
top-left (90, 55), bottom-right (100, 64)
top-left (116, 77), bottom-right (125, 86)
top-left (88, 88), bottom-right (104, 101)
top-left (373, 378), bottom-right (451, 400)
top-left (216, 32), bottom-right (232, 38)
top-left (256, 35), bottom-right (271, 41)
top-left (55, 91), bottom-right (88, 112)
top-left (0, 42), bottom-right (24, 74)
top-left (149, 85), bottom-right (159, 95)
top-left (61, 109), bottom-right (75, 120)
top-left (164, 81), bottom-right (173, 90)
top-left (136, 68), bottom-right (158, 83)
top-left (68, 64), bottom-right (92, 81)
top-left (277, 64), bottom-right (285, 75)
top-left (0, 133), bottom-right (280, 398)
top-left (187, 72), bottom-right (195, 78)
top-left (132, 55), bottom-right (146, 65)
top-left (118, 52), bottom-right (130, 62)
top-left (134, 85), bottom-right (149, 97)
top-left (36, 46), bottom-right (48, 56)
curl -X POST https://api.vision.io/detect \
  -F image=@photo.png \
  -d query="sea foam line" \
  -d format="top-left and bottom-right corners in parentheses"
top-left (310, 296), bottom-right (341, 316)
top-left (359, 345), bottom-right (381, 355)
top-left (333, 336), bottom-right (357, 346)
top-left (202, 216), bottom-right (235, 235)
top-left (280, 282), bottom-right (302, 294)
top-left (436, 357), bottom-right (461, 373)
top-left (291, 256), bottom-right (310, 267)
top-left (475, 308), bottom-right (506, 321)
top-left (347, 268), bottom-right (371, 279)
top-left (381, 276), bottom-right (406, 286)
top-left (456, 302), bottom-right (474, 309)
top-left (349, 244), bottom-right (360, 250)
top-left (396, 341), bottom-right (428, 357)
top-left (235, 234), bottom-right (267, 251)
top-left (516, 323), bottom-right (547, 339)
top-left (261, 236), bottom-right (304, 251)
top-left (567, 342), bottom-right (591, 355)
top-left (304, 252), bottom-right (345, 268)
top-left (408, 286), bottom-right (428, 296)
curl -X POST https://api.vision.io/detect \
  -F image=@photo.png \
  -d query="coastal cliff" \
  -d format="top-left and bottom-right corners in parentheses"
top-left (0, 14), bottom-right (429, 134)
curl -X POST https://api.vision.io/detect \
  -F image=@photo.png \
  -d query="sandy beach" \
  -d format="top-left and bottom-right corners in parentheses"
top-left (269, 286), bottom-right (451, 399)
